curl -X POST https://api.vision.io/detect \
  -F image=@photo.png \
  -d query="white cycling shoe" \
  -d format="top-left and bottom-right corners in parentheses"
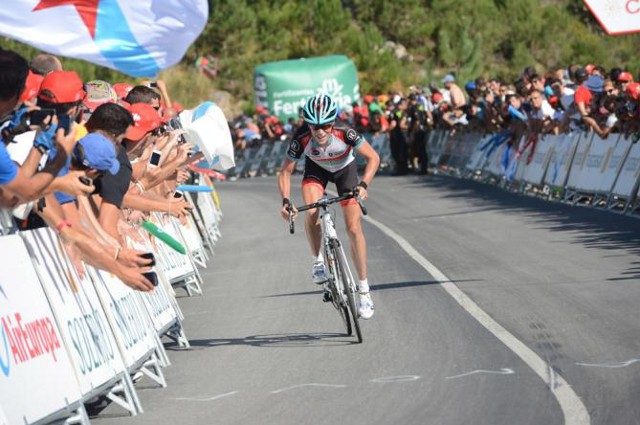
top-left (311, 261), bottom-right (328, 285)
top-left (358, 292), bottom-right (374, 319)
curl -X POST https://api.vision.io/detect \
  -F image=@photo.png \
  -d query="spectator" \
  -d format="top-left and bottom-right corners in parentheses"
top-left (29, 53), bottom-right (62, 76)
top-left (443, 74), bottom-right (466, 109)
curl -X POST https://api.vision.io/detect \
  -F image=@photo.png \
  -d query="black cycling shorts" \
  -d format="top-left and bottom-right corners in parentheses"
top-left (302, 157), bottom-right (358, 199)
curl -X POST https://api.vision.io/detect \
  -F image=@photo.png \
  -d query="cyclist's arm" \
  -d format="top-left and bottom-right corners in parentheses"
top-left (356, 141), bottom-right (380, 187)
top-left (278, 157), bottom-right (296, 201)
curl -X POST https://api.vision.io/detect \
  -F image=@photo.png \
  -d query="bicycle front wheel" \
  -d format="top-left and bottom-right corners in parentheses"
top-left (325, 245), bottom-right (352, 336)
top-left (331, 240), bottom-right (362, 343)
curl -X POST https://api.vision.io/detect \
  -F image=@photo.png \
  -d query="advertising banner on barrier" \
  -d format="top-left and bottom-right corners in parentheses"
top-left (465, 134), bottom-right (492, 172)
top-left (197, 191), bottom-right (222, 244)
top-left (520, 136), bottom-right (556, 185)
top-left (611, 137), bottom-right (640, 198)
top-left (149, 215), bottom-right (197, 283)
top-left (545, 132), bottom-right (580, 187)
top-left (0, 235), bottom-right (82, 424)
top-left (575, 134), bottom-right (622, 193)
top-left (88, 267), bottom-right (157, 370)
top-left (566, 133), bottom-right (594, 189)
top-left (22, 228), bottom-right (128, 396)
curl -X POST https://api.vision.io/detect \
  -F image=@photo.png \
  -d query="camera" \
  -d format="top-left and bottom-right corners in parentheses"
top-left (148, 150), bottom-right (162, 167)
top-left (167, 117), bottom-right (187, 144)
top-left (26, 109), bottom-right (56, 127)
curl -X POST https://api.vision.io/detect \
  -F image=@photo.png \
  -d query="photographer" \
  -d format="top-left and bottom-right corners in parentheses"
top-left (0, 50), bottom-right (78, 207)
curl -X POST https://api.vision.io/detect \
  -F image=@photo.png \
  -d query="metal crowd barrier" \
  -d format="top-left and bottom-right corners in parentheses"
top-left (0, 173), bottom-right (224, 424)
top-left (427, 129), bottom-right (640, 214)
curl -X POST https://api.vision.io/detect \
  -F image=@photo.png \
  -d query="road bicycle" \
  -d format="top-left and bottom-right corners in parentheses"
top-left (288, 189), bottom-right (367, 343)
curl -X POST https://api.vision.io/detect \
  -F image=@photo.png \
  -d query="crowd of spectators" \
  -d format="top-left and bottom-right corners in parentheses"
top-left (346, 64), bottom-right (640, 174)
top-left (222, 61), bottom-right (640, 176)
top-left (0, 49), bottom-right (202, 291)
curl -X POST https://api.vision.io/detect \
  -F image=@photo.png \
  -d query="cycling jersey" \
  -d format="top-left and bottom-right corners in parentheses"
top-left (287, 124), bottom-right (365, 173)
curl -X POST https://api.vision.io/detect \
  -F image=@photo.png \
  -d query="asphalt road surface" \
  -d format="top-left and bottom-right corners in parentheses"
top-left (98, 174), bottom-right (640, 425)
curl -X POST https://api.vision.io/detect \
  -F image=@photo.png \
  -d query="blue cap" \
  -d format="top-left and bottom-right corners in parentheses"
top-left (442, 74), bottom-right (455, 83)
top-left (464, 81), bottom-right (476, 91)
top-left (584, 75), bottom-right (604, 93)
top-left (73, 133), bottom-right (120, 175)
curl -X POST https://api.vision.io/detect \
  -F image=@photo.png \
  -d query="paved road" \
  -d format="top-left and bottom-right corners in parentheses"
top-left (98, 174), bottom-right (640, 425)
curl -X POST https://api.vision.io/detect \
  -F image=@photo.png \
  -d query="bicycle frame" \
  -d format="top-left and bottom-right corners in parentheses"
top-left (289, 191), bottom-right (366, 342)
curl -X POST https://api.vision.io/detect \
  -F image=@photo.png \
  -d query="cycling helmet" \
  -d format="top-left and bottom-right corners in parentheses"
top-left (302, 94), bottom-right (337, 125)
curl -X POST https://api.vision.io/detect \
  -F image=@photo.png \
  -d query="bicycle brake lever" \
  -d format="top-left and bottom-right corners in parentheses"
top-left (357, 195), bottom-right (368, 216)
top-left (288, 206), bottom-right (295, 234)
top-left (352, 187), bottom-right (368, 216)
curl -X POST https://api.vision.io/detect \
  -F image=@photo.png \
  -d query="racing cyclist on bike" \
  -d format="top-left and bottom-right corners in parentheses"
top-left (279, 94), bottom-right (380, 319)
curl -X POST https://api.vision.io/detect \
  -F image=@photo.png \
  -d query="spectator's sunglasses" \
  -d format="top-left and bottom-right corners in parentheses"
top-left (309, 123), bottom-right (333, 131)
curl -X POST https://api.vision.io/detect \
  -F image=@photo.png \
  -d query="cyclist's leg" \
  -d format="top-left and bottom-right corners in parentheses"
top-left (335, 162), bottom-right (366, 280)
top-left (302, 158), bottom-right (328, 257)
top-left (342, 203), bottom-right (367, 280)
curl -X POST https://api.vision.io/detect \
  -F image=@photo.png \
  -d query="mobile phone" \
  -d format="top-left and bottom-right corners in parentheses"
top-left (57, 114), bottom-right (72, 135)
top-left (148, 150), bottom-right (162, 167)
top-left (78, 176), bottom-right (93, 186)
top-left (173, 191), bottom-right (183, 199)
top-left (27, 109), bottom-right (56, 127)
top-left (149, 82), bottom-right (158, 88)
top-left (140, 252), bottom-right (156, 267)
top-left (142, 271), bottom-right (158, 287)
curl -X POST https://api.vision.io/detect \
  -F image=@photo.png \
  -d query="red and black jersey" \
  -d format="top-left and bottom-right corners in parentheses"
top-left (286, 124), bottom-right (365, 173)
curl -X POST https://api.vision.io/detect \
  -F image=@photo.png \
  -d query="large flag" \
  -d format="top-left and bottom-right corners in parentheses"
top-left (180, 102), bottom-right (235, 171)
top-left (0, 0), bottom-right (208, 77)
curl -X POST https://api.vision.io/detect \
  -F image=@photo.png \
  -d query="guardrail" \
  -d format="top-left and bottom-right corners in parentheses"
top-left (0, 173), bottom-right (223, 424)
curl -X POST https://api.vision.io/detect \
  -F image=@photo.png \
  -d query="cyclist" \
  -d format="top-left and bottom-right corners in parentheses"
top-left (279, 94), bottom-right (380, 319)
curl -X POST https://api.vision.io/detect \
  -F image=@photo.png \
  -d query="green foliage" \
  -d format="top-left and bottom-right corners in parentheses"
top-left (7, 0), bottom-right (640, 107)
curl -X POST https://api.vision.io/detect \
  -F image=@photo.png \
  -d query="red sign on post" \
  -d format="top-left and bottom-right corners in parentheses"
top-left (584, 0), bottom-right (640, 35)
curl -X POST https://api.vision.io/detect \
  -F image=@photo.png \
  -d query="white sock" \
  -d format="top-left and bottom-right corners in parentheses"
top-left (359, 279), bottom-right (369, 293)
top-left (313, 252), bottom-right (324, 263)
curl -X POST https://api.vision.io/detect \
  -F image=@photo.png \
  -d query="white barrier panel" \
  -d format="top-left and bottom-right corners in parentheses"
top-left (611, 137), bottom-right (640, 198)
top-left (485, 141), bottom-right (514, 177)
top-left (519, 136), bottom-right (555, 185)
top-left (88, 267), bottom-right (157, 371)
top-left (565, 132), bottom-right (594, 189)
top-left (428, 130), bottom-right (449, 166)
top-left (465, 134), bottom-right (492, 172)
top-left (0, 235), bottom-right (83, 424)
top-left (579, 134), bottom-right (625, 194)
top-left (150, 215), bottom-right (198, 284)
top-left (178, 214), bottom-right (208, 268)
top-left (567, 133), bottom-right (617, 193)
top-left (544, 132), bottom-right (580, 187)
top-left (22, 229), bottom-right (128, 397)
top-left (197, 190), bottom-right (222, 244)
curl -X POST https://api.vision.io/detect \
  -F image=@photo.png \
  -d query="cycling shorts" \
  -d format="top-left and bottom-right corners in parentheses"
top-left (302, 157), bottom-right (358, 206)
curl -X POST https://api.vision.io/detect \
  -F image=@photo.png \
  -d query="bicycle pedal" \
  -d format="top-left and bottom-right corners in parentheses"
top-left (322, 291), bottom-right (332, 303)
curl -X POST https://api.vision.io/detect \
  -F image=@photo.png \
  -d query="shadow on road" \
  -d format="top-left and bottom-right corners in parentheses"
top-left (397, 174), bottom-right (640, 281)
top-left (263, 279), bottom-right (480, 299)
top-left (165, 332), bottom-right (356, 351)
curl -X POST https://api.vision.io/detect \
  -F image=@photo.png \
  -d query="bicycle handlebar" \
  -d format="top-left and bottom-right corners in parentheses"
top-left (287, 188), bottom-right (367, 235)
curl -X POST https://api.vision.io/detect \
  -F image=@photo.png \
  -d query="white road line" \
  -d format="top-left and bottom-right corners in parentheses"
top-left (363, 215), bottom-right (591, 425)
top-left (577, 359), bottom-right (640, 369)
top-left (370, 375), bottom-right (421, 383)
top-left (271, 383), bottom-right (347, 394)
top-left (175, 391), bottom-right (239, 402)
top-left (446, 368), bottom-right (515, 380)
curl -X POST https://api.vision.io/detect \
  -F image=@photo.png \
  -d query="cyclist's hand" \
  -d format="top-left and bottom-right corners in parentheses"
top-left (281, 203), bottom-right (297, 221)
top-left (357, 187), bottom-right (368, 201)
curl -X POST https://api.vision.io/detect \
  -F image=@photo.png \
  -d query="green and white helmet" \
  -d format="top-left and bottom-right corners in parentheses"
top-left (302, 94), bottom-right (337, 125)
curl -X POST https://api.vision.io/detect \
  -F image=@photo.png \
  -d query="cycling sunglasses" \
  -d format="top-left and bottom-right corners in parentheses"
top-left (309, 123), bottom-right (333, 131)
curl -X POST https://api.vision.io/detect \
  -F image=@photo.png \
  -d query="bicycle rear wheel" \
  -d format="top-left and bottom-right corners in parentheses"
top-left (331, 240), bottom-right (362, 343)
top-left (325, 246), bottom-right (352, 336)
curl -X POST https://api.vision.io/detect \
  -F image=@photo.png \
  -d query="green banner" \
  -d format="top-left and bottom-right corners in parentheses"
top-left (254, 55), bottom-right (360, 122)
